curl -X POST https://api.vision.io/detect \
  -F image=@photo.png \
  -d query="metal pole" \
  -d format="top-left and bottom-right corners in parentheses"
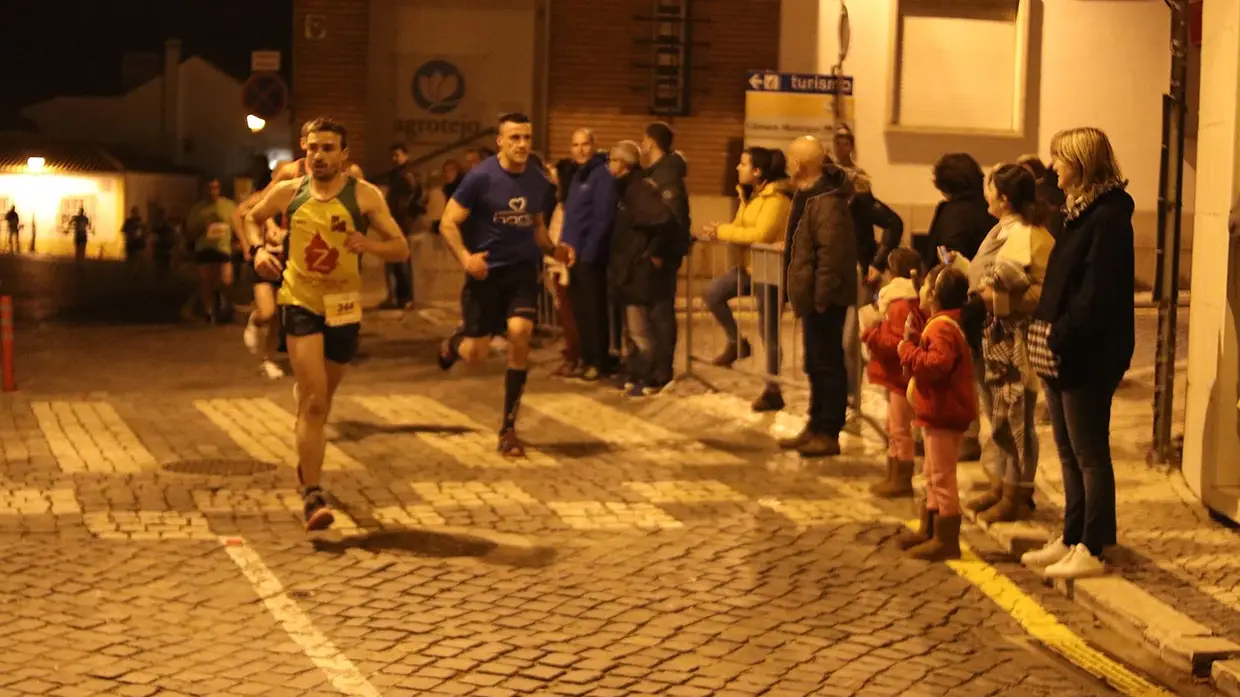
top-left (1, 295), bottom-right (14, 392)
top-left (1150, 0), bottom-right (1189, 465)
top-left (683, 242), bottom-right (695, 380)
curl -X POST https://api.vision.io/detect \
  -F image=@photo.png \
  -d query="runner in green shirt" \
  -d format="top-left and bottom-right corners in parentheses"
top-left (186, 178), bottom-right (237, 323)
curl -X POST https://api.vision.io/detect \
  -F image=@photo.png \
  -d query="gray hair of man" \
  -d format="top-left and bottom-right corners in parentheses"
top-left (610, 140), bottom-right (642, 167)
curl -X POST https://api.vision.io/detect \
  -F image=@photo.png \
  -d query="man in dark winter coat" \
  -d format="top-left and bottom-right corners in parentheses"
top-left (782, 135), bottom-right (857, 457)
top-left (639, 121), bottom-right (691, 387)
top-left (560, 128), bottom-right (617, 380)
top-left (607, 140), bottom-right (676, 395)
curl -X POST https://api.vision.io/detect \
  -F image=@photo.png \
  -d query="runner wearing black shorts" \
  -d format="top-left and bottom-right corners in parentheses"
top-left (437, 113), bottom-right (575, 457)
top-left (244, 117), bottom-right (408, 533)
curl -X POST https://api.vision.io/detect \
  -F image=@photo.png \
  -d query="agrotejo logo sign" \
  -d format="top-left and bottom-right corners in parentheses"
top-left (411, 60), bottom-right (465, 114)
top-left (398, 59), bottom-right (483, 143)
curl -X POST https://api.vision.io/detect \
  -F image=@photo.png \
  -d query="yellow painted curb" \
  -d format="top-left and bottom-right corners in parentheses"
top-left (906, 520), bottom-right (1175, 697)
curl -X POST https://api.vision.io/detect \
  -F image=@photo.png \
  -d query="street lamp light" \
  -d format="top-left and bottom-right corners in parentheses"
top-left (26, 157), bottom-right (45, 173)
top-left (246, 114), bottom-right (266, 133)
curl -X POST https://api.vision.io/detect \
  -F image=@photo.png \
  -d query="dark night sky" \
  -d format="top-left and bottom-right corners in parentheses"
top-left (0, 0), bottom-right (292, 127)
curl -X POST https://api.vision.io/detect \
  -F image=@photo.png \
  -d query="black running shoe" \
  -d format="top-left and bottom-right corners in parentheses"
top-left (438, 337), bottom-right (460, 371)
top-left (303, 488), bottom-right (335, 532)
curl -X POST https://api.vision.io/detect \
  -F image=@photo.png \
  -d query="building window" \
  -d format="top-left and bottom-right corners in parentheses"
top-left (887, 0), bottom-right (1031, 135)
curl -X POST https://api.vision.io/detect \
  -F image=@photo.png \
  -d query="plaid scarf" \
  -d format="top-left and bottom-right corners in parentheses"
top-left (1064, 178), bottom-right (1128, 222)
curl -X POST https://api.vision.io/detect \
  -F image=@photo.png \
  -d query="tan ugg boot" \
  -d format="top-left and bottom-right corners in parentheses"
top-left (896, 504), bottom-right (935, 550)
top-left (979, 484), bottom-right (1034, 524)
top-left (908, 514), bottom-right (962, 561)
top-left (872, 459), bottom-right (915, 498)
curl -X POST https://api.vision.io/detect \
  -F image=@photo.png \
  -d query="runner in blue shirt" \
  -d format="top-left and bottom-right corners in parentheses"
top-left (437, 112), bottom-right (575, 457)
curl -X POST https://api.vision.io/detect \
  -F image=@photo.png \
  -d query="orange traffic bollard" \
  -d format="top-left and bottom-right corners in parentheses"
top-left (1, 295), bottom-right (14, 392)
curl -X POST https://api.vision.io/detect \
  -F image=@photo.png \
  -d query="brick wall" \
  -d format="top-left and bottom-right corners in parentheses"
top-left (291, 0), bottom-right (371, 165)
top-left (547, 0), bottom-right (782, 195)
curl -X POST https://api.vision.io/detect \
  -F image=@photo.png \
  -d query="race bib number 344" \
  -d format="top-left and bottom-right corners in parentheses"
top-left (323, 292), bottom-right (362, 327)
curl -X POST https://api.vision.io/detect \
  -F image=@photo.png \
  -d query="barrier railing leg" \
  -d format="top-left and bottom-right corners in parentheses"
top-left (1, 295), bottom-right (15, 392)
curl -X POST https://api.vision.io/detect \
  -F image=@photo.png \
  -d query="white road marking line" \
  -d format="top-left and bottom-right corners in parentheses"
top-left (354, 395), bottom-right (559, 468)
top-left (524, 393), bottom-right (746, 466)
top-left (194, 398), bottom-right (361, 471)
top-left (31, 401), bottom-right (156, 473)
top-left (221, 538), bottom-right (380, 697)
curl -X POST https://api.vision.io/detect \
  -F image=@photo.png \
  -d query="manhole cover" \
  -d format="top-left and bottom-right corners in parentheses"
top-left (161, 459), bottom-right (278, 476)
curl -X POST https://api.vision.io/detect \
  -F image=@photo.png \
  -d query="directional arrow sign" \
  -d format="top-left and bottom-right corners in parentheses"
top-left (748, 74), bottom-right (763, 90)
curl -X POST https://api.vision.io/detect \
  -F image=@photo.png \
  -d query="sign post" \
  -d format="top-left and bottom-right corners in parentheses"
top-left (743, 71), bottom-right (855, 150)
top-left (1, 295), bottom-right (15, 392)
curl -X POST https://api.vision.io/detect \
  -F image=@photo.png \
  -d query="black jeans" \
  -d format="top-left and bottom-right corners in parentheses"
top-left (385, 261), bottom-right (412, 305)
top-left (569, 262), bottom-right (611, 370)
top-left (802, 304), bottom-right (849, 437)
top-left (1042, 379), bottom-right (1118, 556)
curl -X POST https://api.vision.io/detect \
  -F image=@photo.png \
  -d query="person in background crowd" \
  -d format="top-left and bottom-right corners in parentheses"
top-left (150, 204), bottom-right (175, 279)
top-left (700, 146), bottom-right (793, 411)
top-left (897, 265), bottom-right (976, 561)
top-left (837, 126), bottom-right (904, 404)
top-left (964, 164), bottom-right (1054, 524)
top-left (546, 158), bottom-right (582, 377)
top-left (862, 248), bottom-right (925, 498)
top-left (926, 152), bottom-right (997, 461)
top-left (4, 205), bottom-right (20, 254)
top-left (640, 121), bottom-right (692, 389)
top-left (188, 178), bottom-right (236, 323)
top-left (442, 159), bottom-right (464, 201)
top-left (1018, 154), bottom-right (1066, 239)
top-left (121, 206), bottom-right (145, 267)
top-left (780, 135), bottom-right (856, 457)
top-left (561, 128), bottom-right (618, 381)
top-left (68, 206), bottom-right (92, 263)
top-left (607, 140), bottom-right (676, 397)
top-left (1021, 127), bottom-right (1134, 580)
top-left (380, 143), bottom-right (418, 309)
top-left (1021, 153), bottom-right (1064, 428)
top-left (926, 153), bottom-right (996, 265)
top-left (463, 148), bottom-right (485, 172)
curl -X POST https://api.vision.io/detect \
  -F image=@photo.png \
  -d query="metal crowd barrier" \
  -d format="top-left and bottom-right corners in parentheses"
top-left (679, 239), bottom-right (881, 435)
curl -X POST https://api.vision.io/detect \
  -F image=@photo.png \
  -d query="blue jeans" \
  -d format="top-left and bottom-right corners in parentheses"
top-left (1042, 379), bottom-right (1118, 556)
top-left (624, 304), bottom-right (655, 383)
top-left (705, 266), bottom-right (781, 378)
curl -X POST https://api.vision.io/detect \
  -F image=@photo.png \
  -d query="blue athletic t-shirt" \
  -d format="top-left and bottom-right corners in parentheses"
top-left (452, 157), bottom-right (554, 269)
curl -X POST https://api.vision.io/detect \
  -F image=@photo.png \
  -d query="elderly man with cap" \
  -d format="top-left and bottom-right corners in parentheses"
top-left (606, 140), bottom-right (676, 397)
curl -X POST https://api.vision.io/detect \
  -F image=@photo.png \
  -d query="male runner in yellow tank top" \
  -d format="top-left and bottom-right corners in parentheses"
top-left (244, 117), bottom-right (409, 532)
top-left (233, 120), bottom-right (365, 367)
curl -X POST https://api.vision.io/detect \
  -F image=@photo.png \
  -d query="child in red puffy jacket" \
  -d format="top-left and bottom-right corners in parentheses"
top-left (861, 249), bottom-right (925, 499)
top-left (896, 265), bottom-right (977, 561)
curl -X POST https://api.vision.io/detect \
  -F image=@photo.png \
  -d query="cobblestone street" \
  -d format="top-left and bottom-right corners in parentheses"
top-left (0, 313), bottom-right (1213, 696)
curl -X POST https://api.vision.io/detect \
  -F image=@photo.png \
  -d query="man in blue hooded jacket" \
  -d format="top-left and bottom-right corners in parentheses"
top-left (561, 128), bottom-right (618, 380)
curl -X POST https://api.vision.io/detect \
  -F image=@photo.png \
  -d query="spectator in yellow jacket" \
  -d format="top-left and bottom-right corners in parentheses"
top-left (699, 146), bottom-right (793, 411)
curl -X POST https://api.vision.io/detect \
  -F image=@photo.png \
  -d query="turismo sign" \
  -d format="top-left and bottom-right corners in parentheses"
top-left (396, 56), bottom-right (485, 146)
top-left (743, 70), bottom-right (855, 150)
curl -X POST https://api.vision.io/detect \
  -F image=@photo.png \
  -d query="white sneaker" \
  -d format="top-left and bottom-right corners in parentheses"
top-left (243, 317), bottom-right (266, 355)
top-left (1020, 536), bottom-right (1071, 568)
top-left (260, 360), bottom-right (284, 380)
top-left (1044, 544), bottom-right (1106, 579)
